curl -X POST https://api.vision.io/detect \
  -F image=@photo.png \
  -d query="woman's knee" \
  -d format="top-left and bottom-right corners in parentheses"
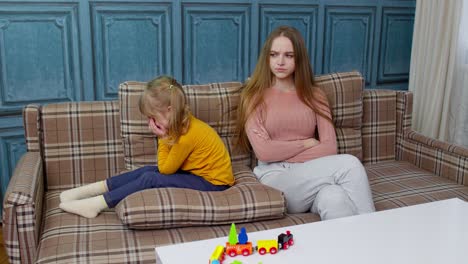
top-left (316, 185), bottom-right (349, 206)
top-left (285, 197), bottom-right (312, 214)
top-left (312, 185), bottom-right (356, 219)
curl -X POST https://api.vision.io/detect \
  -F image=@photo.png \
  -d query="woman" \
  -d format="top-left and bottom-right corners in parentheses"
top-left (235, 26), bottom-right (375, 220)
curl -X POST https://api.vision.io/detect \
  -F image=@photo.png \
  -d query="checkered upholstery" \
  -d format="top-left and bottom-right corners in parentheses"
top-left (115, 166), bottom-right (286, 229)
top-left (35, 188), bottom-right (318, 263)
top-left (362, 90), bottom-right (397, 164)
top-left (399, 131), bottom-right (468, 185)
top-left (3, 71), bottom-right (468, 264)
top-left (120, 72), bottom-right (365, 170)
top-left (394, 91), bottom-right (468, 185)
top-left (41, 102), bottom-right (125, 190)
top-left (119, 81), bottom-right (158, 169)
top-left (115, 73), bottom-right (366, 228)
top-left (395, 90), bottom-right (413, 142)
top-left (316, 72), bottom-right (364, 160)
top-left (23, 105), bottom-right (41, 153)
top-left (368, 161), bottom-right (468, 210)
top-left (2, 152), bottom-right (43, 264)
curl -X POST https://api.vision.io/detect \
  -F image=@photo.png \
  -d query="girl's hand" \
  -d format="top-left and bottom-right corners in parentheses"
top-left (148, 118), bottom-right (167, 137)
top-left (303, 138), bottom-right (320, 148)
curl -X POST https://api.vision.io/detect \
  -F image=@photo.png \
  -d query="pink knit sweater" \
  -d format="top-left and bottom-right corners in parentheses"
top-left (245, 87), bottom-right (337, 163)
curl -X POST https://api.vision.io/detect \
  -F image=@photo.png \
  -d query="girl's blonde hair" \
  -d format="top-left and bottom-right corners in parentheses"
top-left (139, 76), bottom-right (191, 144)
top-left (234, 26), bottom-right (333, 153)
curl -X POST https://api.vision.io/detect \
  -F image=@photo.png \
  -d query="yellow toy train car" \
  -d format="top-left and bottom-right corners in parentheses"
top-left (256, 239), bottom-right (278, 255)
top-left (256, 230), bottom-right (294, 255)
top-left (209, 245), bottom-right (225, 264)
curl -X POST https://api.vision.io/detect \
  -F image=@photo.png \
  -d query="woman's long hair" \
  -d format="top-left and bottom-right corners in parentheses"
top-left (139, 76), bottom-right (191, 144)
top-left (234, 26), bottom-right (333, 153)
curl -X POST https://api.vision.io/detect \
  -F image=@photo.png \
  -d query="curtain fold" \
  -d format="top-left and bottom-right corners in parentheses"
top-left (447, 1), bottom-right (468, 146)
top-left (409, 0), bottom-right (468, 146)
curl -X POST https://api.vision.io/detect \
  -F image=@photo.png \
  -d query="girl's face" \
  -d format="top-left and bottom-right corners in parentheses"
top-left (150, 105), bottom-right (171, 130)
top-left (269, 36), bottom-right (295, 81)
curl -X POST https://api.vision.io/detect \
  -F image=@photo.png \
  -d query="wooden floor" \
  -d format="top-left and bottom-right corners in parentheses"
top-left (0, 227), bottom-right (9, 264)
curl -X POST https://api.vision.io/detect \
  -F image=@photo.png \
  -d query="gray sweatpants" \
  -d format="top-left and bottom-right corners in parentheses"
top-left (253, 154), bottom-right (375, 220)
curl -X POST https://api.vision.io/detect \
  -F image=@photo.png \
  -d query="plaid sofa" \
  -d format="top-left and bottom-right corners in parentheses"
top-left (3, 72), bottom-right (468, 263)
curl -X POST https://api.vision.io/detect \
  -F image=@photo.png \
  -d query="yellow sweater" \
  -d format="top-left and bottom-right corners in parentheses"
top-left (157, 115), bottom-right (234, 186)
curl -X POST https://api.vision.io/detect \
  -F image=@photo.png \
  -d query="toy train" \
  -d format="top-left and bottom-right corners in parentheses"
top-left (209, 223), bottom-right (294, 264)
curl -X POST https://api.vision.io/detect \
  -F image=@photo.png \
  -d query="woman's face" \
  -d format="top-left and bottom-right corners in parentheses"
top-left (269, 36), bottom-right (295, 81)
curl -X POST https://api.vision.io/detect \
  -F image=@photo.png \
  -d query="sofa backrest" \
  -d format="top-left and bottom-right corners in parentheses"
top-left (23, 105), bottom-right (41, 153)
top-left (361, 90), bottom-right (398, 164)
top-left (40, 102), bottom-right (125, 190)
top-left (315, 72), bottom-right (364, 160)
top-left (21, 71), bottom-right (408, 189)
top-left (119, 81), bottom-right (254, 171)
top-left (119, 71), bottom-right (365, 170)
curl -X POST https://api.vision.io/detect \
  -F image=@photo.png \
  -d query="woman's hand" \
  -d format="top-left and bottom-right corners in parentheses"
top-left (251, 125), bottom-right (270, 140)
top-left (303, 138), bottom-right (320, 148)
top-left (148, 118), bottom-right (167, 138)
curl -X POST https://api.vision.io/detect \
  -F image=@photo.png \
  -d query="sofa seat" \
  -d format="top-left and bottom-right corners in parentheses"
top-left (35, 190), bottom-right (320, 264)
top-left (35, 160), bottom-right (468, 263)
top-left (368, 161), bottom-right (468, 211)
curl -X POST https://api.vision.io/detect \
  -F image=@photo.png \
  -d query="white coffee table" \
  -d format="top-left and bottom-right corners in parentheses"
top-left (155, 198), bottom-right (468, 264)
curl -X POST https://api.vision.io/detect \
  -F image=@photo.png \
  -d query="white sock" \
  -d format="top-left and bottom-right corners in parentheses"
top-left (60, 181), bottom-right (108, 203)
top-left (59, 195), bottom-right (108, 218)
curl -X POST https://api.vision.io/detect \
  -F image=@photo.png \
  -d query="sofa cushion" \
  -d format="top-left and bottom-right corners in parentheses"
top-left (119, 81), bottom-right (253, 170)
top-left (315, 71), bottom-right (364, 160)
top-left (115, 166), bottom-right (287, 229)
top-left (367, 161), bottom-right (468, 211)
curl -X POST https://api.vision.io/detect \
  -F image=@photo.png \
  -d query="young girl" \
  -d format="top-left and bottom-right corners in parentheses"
top-left (235, 26), bottom-right (375, 220)
top-left (60, 76), bottom-right (234, 218)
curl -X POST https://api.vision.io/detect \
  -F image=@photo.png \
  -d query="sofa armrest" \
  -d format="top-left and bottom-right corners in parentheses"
top-left (2, 152), bottom-right (44, 264)
top-left (398, 130), bottom-right (468, 186)
top-left (395, 90), bottom-right (468, 186)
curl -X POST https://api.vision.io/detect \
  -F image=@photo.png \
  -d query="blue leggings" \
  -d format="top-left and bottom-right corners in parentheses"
top-left (103, 166), bottom-right (229, 208)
